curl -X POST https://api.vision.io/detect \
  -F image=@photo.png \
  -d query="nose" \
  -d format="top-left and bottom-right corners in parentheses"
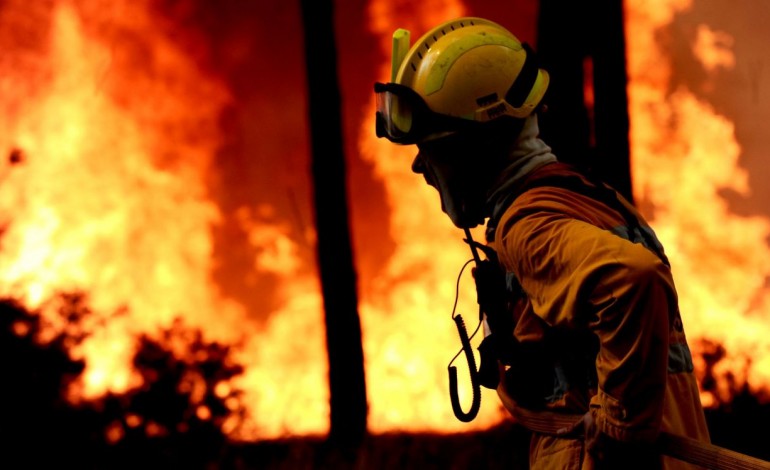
top-left (411, 154), bottom-right (425, 174)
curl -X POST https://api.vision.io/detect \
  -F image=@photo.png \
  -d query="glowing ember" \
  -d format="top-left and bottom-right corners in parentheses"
top-left (625, 0), bottom-right (770, 405)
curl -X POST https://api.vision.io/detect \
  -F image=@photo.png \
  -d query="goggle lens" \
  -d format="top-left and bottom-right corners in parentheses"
top-left (375, 88), bottom-right (414, 140)
top-left (374, 82), bottom-right (478, 145)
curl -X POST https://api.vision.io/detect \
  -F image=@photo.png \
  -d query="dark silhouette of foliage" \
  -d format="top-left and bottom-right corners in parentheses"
top-left (101, 318), bottom-right (245, 469)
top-left (3, 295), bottom-right (770, 469)
top-left (697, 338), bottom-right (770, 462)
top-left (0, 295), bottom-right (103, 466)
top-left (0, 295), bottom-right (245, 469)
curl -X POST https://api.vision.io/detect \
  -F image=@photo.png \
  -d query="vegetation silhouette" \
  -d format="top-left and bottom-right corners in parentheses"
top-left (0, 294), bottom-right (244, 469)
top-left (1, 296), bottom-right (768, 469)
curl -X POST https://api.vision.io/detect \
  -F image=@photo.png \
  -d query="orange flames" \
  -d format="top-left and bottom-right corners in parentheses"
top-left (0, 0), bottom-right (328, 440)
top-left (1, 0), bottom-right (499, 441)
top-left (0, 1), bottom-right (234, 394)
top-left (625, 0), bottom-right (770, 405)
top-left (1, 0), bottom-right (769, 444)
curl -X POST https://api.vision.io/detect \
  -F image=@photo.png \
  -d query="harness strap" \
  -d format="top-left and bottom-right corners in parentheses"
top-left (486, 162), bottom-right (669, 266)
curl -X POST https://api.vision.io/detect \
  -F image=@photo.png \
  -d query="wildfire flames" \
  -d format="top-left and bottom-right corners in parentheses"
top-left (0, 0), bottom-right (236, 396)
top-left (625, 0), bottom-right (770, 406)
top-left (0, 0), bottom-right (327, 439)
top-left (0, 0), bottom-right (768, 443)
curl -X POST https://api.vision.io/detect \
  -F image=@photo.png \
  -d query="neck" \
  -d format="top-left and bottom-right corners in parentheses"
top-left (484, 114), bottom-right (557, 229)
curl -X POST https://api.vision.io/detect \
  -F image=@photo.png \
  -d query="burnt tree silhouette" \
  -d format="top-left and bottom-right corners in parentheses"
top-left (300, 0), bottom-right (368, 451)
top-left (537, 0), bottom-right (633, 203)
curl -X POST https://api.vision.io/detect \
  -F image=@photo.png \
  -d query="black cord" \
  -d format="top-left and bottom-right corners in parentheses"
top-left (447, 256), bottom-right (484, 422)
top-left (448, 259), bottom-right (482, 365)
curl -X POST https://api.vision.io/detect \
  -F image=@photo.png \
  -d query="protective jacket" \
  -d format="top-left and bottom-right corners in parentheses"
top-left (486, 161), bottom-right (711, 469)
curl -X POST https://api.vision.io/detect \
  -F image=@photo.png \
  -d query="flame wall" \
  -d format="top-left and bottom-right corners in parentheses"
top-left (0, 0), bottom-right (769, 442)
top-left (0, 0), bottom-right (327, 440)
top-left (625, 0), bottom-right (770, 406)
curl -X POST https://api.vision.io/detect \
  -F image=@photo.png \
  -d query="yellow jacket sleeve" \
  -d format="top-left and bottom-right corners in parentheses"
top-left (494, 190), bottom-right (672, 442)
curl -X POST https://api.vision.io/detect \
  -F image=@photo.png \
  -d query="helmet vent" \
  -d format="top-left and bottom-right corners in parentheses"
top-left (476, 93), bottom-right (498, 107)
top-left (486, 103), bottom-right (507, 119)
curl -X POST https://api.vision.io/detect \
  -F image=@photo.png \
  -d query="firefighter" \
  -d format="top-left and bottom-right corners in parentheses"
top-left (375, 17), bottom-right (711, 469)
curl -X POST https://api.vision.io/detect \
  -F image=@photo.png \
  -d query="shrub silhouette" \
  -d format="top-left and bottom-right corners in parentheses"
top-left (0, 295), bottom-right (244, 469)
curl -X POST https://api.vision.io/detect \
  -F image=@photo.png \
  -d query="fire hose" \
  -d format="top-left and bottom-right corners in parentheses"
top-left (497, 384), bottom-right (770, 470)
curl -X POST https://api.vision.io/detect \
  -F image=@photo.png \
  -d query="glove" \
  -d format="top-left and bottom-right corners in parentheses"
top-left (557, 409), bottom-right (662, 469)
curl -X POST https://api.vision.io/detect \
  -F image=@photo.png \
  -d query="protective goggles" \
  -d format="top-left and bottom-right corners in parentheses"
top-left (374, 82), bottom-right (476, 145)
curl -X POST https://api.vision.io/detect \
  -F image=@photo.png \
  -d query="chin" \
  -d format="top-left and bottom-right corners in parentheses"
top-left (444, 202), bottom-right (486, 229)
top-left (453, 221), bottom-right (477, 229)
top-left (449, 215), bottom-right (485, 229)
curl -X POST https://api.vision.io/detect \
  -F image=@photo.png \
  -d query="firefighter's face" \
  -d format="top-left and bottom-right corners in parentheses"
top-left (412, 132), bottom-right (495, 229)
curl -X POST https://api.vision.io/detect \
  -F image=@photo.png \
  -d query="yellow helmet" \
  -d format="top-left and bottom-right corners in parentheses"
top-left (375, 17), bottom-right (549, 144)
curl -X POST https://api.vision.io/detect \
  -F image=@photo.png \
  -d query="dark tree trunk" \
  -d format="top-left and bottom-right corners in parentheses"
top-left (537, 0), bottom-right (634, 203)
top-left (299, 0), bottom-right (368, 448)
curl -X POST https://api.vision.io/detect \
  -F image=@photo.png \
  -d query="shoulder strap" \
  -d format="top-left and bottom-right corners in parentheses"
top-left (486, 163), bottom-right (670, 267)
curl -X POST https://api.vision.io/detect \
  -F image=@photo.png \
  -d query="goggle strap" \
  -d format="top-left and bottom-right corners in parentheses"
top-left (504, 43), bottom-right (540, 108)
top-left (374, 81), bottom-right (483, 144)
